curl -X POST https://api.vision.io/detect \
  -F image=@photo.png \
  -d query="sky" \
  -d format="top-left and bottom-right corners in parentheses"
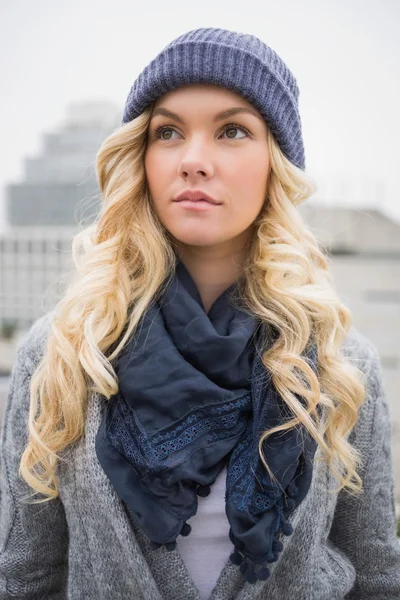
top-left (1, 0), bottom-right (399, 230)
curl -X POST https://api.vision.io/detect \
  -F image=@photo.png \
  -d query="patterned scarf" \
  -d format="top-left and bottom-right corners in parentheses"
top-left (95, 260), bottom-right (319, 584)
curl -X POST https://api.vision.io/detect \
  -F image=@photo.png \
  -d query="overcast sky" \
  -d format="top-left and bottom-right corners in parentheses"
top-left (1, 0), bottom-right (399, 230)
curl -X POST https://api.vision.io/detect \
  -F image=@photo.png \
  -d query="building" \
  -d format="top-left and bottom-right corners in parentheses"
top-left (6, 101), bottom-right (120, 227)
top-left (0, 101), bottom-right (120, 332)
top-left (300, 206), bottom-right (400, 382)
top-left (0, 226), bottom-right (76, 330)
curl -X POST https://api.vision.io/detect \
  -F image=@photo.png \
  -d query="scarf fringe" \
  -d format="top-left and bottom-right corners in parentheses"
top-left (148, 484), bottom-right (298, 584)
top-left (228, 498), bottom-right (295, 584)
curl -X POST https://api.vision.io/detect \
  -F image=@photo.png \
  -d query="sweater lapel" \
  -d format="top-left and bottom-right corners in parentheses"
top-left (84, 387), bottom-right (202, 599)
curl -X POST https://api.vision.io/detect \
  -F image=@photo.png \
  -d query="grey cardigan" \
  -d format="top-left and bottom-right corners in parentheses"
top-left (1, 312), bottom-right (400, 600)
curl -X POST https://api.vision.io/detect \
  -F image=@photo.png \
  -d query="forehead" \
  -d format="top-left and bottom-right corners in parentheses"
top-left (152, 84), bottom-right (265, 124)
top-left (154, 83), bottom-right (257, 110)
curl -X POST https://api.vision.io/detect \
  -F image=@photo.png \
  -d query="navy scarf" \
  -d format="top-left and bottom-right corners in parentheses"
top-left (95, 260), bottom-right (319, 584)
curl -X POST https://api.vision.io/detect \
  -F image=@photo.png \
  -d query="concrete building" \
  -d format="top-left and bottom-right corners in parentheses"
top-left (0, 101), bottom-right (120, 331)
top-left (0, 226), bottom-right (76, 330)
top-left (6, 101), bottom-right (120, 227)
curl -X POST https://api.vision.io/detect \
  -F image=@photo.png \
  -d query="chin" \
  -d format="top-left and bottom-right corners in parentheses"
top-left (170, 231), bottom-right (226, 248)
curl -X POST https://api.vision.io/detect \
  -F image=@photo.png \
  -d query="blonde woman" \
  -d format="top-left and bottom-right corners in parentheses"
top-left (1, 28), bottom-right (399, 600)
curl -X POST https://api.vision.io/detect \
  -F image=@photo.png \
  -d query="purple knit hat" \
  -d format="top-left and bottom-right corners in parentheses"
top-left (122, 27), bottom-right (305, 170)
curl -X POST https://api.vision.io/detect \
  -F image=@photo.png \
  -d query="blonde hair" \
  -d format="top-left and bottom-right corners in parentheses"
top-left (20, 102), bottom-right (366, 502)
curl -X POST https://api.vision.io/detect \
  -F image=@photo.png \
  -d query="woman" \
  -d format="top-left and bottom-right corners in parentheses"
top-left (0, 27), bottom-right (399, 600)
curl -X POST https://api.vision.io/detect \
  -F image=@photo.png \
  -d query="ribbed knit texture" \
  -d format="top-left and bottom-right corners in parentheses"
top-left (1, 312), bottom-right (400, 599)
top-left (122, 27), bottom-right (306, 170)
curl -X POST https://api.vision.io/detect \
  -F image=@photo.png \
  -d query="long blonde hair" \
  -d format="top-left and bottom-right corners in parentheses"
top-left (20, 102), bottom-right (366, 502)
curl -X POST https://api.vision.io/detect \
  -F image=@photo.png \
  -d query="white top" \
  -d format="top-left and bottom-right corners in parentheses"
top-left (176, 465), bottom-right (232, 600)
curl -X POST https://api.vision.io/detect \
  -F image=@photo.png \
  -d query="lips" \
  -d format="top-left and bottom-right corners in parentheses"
top-left (174, 190), bottom-right (221, 205)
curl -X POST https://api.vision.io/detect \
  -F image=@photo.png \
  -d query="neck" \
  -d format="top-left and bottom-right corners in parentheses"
top-left (174, 233), bottom-right (251, 314)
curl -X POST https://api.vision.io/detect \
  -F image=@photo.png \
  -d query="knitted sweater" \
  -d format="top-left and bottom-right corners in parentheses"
top-left (0, 312), bottom-right (400, 600)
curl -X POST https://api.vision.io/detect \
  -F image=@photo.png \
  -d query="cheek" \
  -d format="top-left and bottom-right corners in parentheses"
top-left (228, 155), bottom-right (269, 212)
top-left (144, 151), bottom-right (177, 228)
top-left (238, 153), bottom-right (269, 186)
top-left (145, 153), bottom-right (180, 223)
top-left (144, 151), bottom-right (161, 193)
top-left (144, 149), bottom-right (171, 190)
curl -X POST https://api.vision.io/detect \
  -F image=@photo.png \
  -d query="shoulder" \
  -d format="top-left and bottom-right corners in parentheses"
top-left (340, 324), bottom-right (380, 370)
top-left (340, 324), bottom-right (383, 407)
top-left (338, 325), bottom-right (388, 449)
top-left (2, 311), bottom-right (55, 449)
top-left (14, 310), bottom-right (55, 375)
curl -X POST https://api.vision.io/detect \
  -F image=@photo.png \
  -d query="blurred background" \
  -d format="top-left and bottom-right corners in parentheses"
top-left (0, 0), bottom-right (399, 518)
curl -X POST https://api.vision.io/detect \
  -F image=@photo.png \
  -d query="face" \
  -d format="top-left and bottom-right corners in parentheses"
top-left (144, 84), bottom-right (270, 258)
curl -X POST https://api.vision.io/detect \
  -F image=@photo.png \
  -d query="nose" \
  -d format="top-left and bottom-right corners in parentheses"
top-left (178, 137), bottom-right (214, 180)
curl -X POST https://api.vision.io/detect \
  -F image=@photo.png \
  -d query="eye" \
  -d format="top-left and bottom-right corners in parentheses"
top-left (152, 126), bottom-right (179, 141)
top-left (151, 123), bottom-right (251, 141)
top-left (220, 123), bottom-right (250, 139)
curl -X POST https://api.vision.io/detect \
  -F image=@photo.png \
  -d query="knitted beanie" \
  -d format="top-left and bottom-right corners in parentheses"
top-left (122, 27), bottom-right (305, 170)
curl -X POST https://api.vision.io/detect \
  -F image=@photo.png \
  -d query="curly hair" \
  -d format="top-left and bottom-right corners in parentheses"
top-left (19, 101), bottom-right (366, 502)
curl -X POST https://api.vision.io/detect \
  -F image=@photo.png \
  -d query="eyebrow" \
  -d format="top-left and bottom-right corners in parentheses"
top-left (150, 106), bottom-right (264, 124)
